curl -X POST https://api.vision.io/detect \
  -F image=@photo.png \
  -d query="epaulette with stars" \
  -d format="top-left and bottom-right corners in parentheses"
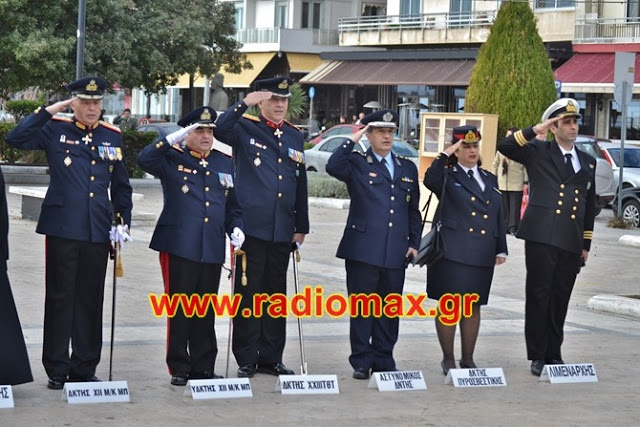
top-left (100, 121), bottom-right (122, 133)
top-left (242, 113), bottom-right (260, 122)
top-left (284, 120), bottom-right (300, 130)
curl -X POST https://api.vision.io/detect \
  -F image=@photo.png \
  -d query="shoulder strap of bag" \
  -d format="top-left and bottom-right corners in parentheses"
top-left (420, 166), bottom-right (448, 234)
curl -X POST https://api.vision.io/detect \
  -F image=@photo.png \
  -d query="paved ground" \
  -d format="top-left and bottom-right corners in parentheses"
top-left (2, 179), bottom-right (640, 426)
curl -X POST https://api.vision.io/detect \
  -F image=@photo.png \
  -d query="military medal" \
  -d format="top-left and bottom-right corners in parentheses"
top-left (274, 128), bottom-right (283, 138)
top-left (82, 134), bottom-right (92, 145)
top-left (181, 184), bottom-right (189, 194)
top-left (199, 158), bottom-right (208, 167)
top-left (64, 156), bottom-right (72, 166)
top-left (254, 157), bottom-right (261, 167)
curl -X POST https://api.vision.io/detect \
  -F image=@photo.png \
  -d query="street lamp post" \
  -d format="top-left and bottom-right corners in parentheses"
top-left (76, 0), bottom-right (86, 79)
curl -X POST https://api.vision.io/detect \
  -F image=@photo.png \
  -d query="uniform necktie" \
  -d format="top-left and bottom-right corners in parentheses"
top-left (467, 169), bottom-right (482, 192)
top-left (381, 158), bottom-right (393, 178)
top-left (564, 153), bottom-right (575, 178)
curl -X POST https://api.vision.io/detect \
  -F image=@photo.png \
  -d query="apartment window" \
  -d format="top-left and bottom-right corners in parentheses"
top-left (534, 0), bottom-right (575, 9)
top-left (275, 1), bottom-right (288, 28)
top-left (401, 0), bottom-right (420, 16)
top-left (234, 2), bottom-right (244, 31)
top-left (302, 1), bottom-right (322, 29)
top-left (629, 0), bottom-right (640, 18)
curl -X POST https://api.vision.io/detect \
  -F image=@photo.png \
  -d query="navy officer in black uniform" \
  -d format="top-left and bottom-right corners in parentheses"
top-left (7, 76), bottom-right (133, 389)
top-left (214, 77), bottom-right (309, 378)
top-left (326, 110), bottom-right (421, 379)
top-left (138, 106), bottom-right (244, 386)
top-left (498, 98), bottom-right (596, 376)
top-left (423, 126), bottom-right (507, 374)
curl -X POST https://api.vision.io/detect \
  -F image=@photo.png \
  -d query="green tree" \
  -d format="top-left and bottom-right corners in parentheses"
top-left (465, 1), bottom-right (557, 137)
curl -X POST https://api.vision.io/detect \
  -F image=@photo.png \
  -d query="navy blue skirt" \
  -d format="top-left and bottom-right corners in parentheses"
top-left (426, 258), bottom-right (495, 305)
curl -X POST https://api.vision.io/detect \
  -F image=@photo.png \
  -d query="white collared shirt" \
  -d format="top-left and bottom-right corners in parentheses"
top-left (560, 145), bottom-right (581, 172)
top-left (373, 151), bottom-right (394, 178)
top-left (458, 164), bottom-right (485, 191)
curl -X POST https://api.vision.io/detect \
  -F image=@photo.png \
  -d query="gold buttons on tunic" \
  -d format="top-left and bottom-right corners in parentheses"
top-left (89, 192), bottom-right (94, 197)
top-left (558, 201), bottom-right (563, 206)
top-left (390, 209), bottom-right (394, 214)
top-left (279, 175), bottom-right (283, 180)
top-left (559, 192), bottom-right (564, 197)
top-left (471, 196), bottom-right (476, 201)
top-left (206, 171), bottom-right (210, 176)
top-left (556, 209), bottom-right (561, 214)
top-left (91, 160), bottom-right (96, 165)
top-left (205, 187), bottom-right (210, 192)
top-left (205, 201), bottom-right (210, 207)
top-left (90, 176), bottom-right (95, 181)
top-left (560, 184), bottom-right (565, 189)
top-left (571, 214), bottom-right (576, 219)
top-left (278, 158), bottom-right (282, 163)
top-left (483, 214), bottom-right (488, 219)
top-left (391, 196), bottom-right (395, 201)
top-left (469, 228), bottom-right (474, 232)
top-left (389, 222), bottom-right (393, 227)
top-left (471, 212), bottom-right (476, 216)
top-left (481, 230), bottom-right (486, 235)
top-left (204, 218), bottom-right (209, 223)
top-left (278, 193), bottom-right (282, 198)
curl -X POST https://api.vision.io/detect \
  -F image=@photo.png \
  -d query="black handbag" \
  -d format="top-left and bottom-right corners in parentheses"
top-left (413, 173), bottom-right (447, 268)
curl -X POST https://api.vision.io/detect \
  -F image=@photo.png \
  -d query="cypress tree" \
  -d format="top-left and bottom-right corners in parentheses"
top-left (465, 1), bottom-right (557, 137)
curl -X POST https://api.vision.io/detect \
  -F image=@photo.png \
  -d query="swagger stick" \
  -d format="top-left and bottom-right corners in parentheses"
top-left (291, 243), bottom-right (308, 375)
top-left (108, 241), bottom-right (120, 381)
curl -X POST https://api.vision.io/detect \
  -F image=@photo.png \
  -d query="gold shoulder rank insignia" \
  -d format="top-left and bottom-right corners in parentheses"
top-left (242, 113), bottom-right (260, 122)
top-left (100, 121), bottom-right (122, 133)
top-left (284, 120), bottom-right (300, 130)
top-left (171, 145), bottom-right (184, 153)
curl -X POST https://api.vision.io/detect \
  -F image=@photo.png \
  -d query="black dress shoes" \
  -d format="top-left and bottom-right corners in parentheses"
top-left (352, 367), bottom-right (370, 380)
top-left (459, 360), bottom-right (477, 369)
top-left (237, 364), bottom-right (257, 378)
top-left (190, 371), bottom-right (224, 380)
top-left (530, 360), bottom-right (545, 376)
top-left (257, 363), bottom-right (294, 376)
top-left (170, 372), bottom-right (189, 386)
top-left (47, 377), bottom-right (66, 390)
top-left (68, 375), bottom-right (101, 382)
top-left (441, 359), bottom-right (457, 375)
top-left (547, 359), bottom-right (564, 365)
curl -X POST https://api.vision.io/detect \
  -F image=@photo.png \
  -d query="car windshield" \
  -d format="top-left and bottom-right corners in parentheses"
top-left (575, 140), bottom-right (604, 159)
top-left (607, 148), bottom-right (640, 168)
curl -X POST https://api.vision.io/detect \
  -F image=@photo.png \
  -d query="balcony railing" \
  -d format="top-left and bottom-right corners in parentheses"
top-left (338, 10), bottom-right (497, 35)
top-left (575, 18), bottom-right (640, 42)
top-left (235, 28), bottom-right (339, 46)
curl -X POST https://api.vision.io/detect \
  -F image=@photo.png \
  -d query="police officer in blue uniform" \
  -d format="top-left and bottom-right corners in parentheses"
top-left (326, 110), bottom-right (421, 379)
top-left (498, 98), bottom-right (596, 376)
top-left (138, 106), bottom-right (244, 385)
top-left (7, 76), bottom-right (133, 389)
top-left (423, 126), bottom-right (507, 374)
top-left (214, 77), bottom-right (309, 378)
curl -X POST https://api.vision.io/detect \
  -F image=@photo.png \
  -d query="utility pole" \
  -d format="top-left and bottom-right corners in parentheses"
top-left (75, 0), bottom-right (86, 79)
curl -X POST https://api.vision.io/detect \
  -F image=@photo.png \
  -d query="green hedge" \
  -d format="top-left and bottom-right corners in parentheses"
top-left (122, 130), bottom-right (156, 178)
top-left (307, 172), bottom-right (349, 198)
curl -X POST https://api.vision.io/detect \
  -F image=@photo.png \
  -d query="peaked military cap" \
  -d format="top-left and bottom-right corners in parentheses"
top-left (254, 77), bottom-right (293, 98)
top-left (541, 98), bottom-right (581, 121)
top-left (452, 125), bottom-right (481, 144)
top-left (177, 106), bottom-right (217, 128)
top-left (66, 76), bottom-right (108, 100)
top-left (360, 109), bottom-right (398, 128)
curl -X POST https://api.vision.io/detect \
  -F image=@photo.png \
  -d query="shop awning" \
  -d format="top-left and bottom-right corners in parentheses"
top-left (287, 53), bottom-right (322, 73)
top-left (171, 52), bottom-right (276, 89)
top-left (554, 53), bottom-right (640, 93)
top-left (300, 59), bottom-right (475, 86)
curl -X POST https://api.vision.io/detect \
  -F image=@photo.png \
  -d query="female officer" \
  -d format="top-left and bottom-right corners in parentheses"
top-left (423, 125), bottom-right (507, 374)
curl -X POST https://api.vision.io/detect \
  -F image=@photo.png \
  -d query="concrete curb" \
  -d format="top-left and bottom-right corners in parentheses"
top-left (619, 234), bottom-right (640, 248)
top-left (587, 294), bottom-right (640, 318)
top-left (308, 197), bottom-right (350, 210)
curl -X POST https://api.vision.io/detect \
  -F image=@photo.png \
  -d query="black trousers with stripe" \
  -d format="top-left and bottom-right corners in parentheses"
top-left (160, 252), bottom-right (222, 375)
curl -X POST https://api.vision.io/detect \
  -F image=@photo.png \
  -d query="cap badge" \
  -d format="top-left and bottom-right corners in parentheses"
top-left (86, 80), bottom-right (98, 91)
top-left (463, 130), bottom-right (477, 142)
top-left (382, 112), bottom-right (393, 122)
top-left (201, 109), bottom-right (212, 121)
top-left (566, 101), bottom-right (577, 113)
top-left (278, 80), bottom-right (288, 90)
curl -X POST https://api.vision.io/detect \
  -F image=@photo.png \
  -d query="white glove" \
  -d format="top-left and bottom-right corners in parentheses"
top-left (165, 123), bottom-right (199, 144)
top-left (230, 227), bottom-right (245, 249)
top-left (110, 224), bottom-right (132, 247)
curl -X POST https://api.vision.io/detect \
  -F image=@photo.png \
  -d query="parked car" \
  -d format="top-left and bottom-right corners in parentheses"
top-left (574, 136), bottom-right (616, 214)
top-left (138, 122), bottom-right (181, 142)
top-left (309, 124), bottom-right (363, 145)
top-left (305, 135), bottom-right (419, 172)
top-left (612, 186), bottom-right (640, 228)
top-left (598, 142), bottom-right (640, 190)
